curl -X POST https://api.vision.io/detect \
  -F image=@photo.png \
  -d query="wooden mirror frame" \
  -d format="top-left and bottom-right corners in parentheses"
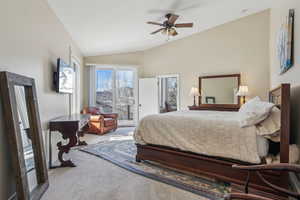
top-left (0, 72), bottom-right (49, 200)
top-left (198, 74), bottom-right (241, 111)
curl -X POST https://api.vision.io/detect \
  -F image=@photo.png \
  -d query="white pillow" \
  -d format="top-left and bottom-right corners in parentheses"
top-left (256, 107), bottom-right (281, 136)
top-left (239, 97), bottom-right (275, 128)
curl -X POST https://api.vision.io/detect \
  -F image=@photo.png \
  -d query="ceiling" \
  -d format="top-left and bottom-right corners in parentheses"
top-left (47, 0), bottom-right (272, 56)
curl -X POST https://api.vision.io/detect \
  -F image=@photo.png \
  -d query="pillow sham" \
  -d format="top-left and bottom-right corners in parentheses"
top-left (239, 97), bottom-right (275, 128)
top-left (256, 107), bottom-right (281, 136)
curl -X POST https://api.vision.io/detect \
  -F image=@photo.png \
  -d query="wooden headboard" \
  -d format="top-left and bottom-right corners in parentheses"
top-left (269, 84), bottom-right (290, 163)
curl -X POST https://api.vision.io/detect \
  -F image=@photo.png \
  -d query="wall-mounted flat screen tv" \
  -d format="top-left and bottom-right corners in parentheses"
top-left (55, 58), bottom-right (74, 94)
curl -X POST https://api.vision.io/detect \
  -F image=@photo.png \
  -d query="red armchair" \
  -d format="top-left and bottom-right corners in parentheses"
top-left (82, 107), bottom-right (118, 135)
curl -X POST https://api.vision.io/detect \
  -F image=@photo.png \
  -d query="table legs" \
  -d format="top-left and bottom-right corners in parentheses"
top-left (49, 130), bottom-right (87, 169)
top-left (57, 133), bottom-right (78, 167)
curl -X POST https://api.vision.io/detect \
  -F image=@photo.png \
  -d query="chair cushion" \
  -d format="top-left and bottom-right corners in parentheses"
top-left (88, 107), bottom-right (101, 115)
top-left (102, 113), bottom-right (118, 119)
top-left (104, 118), bottom-right (115, 127)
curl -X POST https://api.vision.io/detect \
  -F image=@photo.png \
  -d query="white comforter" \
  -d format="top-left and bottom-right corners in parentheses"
top-left (134, 110), bottom-right (262, 164)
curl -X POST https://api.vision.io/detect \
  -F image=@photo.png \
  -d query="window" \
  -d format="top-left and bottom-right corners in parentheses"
top-left (90, 66), bottom-right (138, 126)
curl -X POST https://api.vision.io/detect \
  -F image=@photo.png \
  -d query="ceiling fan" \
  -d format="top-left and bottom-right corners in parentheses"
top-left (147, 13), bottom-right (193, 37)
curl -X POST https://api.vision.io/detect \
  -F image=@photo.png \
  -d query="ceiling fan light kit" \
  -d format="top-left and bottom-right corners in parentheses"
top-left (147, 13), bottom-right (193, 39)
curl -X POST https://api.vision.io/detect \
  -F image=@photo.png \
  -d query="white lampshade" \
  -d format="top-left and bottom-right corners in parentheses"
top-left (236, 86), bottom-right (249, 96)
top-left (190, 87), bottom-right (200, 96)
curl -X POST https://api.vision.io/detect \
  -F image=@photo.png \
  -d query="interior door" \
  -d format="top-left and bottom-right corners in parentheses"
top-left (138, 78), bottom-right (159, 120)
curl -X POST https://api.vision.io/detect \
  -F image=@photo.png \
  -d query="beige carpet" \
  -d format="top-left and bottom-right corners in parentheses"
top-left (42, 128), bottom-right (209, 200)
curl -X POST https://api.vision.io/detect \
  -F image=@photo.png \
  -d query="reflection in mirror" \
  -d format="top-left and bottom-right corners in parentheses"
top-left (201, 76), bottom-right (239, 105)
top-left (158, 75), bottom-right (179, 113)
top-left (14, 86), bottom-right (38, 192)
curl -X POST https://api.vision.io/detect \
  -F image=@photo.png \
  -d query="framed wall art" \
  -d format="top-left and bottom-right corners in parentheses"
top-left (277, 9), bottom-right (295, 74)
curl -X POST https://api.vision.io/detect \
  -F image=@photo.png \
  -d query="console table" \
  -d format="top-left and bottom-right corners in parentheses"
top-left (49, 114), bottom-right (90, 169)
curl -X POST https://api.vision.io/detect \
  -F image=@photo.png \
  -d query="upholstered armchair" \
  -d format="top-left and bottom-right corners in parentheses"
top-left (82, 107), bottom-right (118, 135)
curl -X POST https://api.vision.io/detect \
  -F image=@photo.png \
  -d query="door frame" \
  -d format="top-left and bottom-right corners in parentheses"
top-left (71, 56), bottom-right (81, 114)
top-left (87, 64), bottom-right (139, 126)
top-left (157, 74), bottom-right (180, 111)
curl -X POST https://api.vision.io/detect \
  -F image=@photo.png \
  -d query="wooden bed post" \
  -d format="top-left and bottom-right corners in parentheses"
top-left (279, 84), bottom-right (290, 163)
top-left (269, 83), bottom-right (291, 192)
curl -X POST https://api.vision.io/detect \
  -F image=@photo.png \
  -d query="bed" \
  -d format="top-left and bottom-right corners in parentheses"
top-left (135, 110), bottom-right (270, 164)
top-left (134, 84), bottom-right (290, 199)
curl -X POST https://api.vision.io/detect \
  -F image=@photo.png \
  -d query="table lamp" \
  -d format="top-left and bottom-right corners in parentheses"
top-left (236, 86), bottom-right (249, 104)
top-left (190, 87), bottom-right (200, 106)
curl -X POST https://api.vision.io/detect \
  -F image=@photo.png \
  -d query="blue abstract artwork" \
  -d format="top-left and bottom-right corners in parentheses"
top-left (277, 9), bottom-right (294, 74)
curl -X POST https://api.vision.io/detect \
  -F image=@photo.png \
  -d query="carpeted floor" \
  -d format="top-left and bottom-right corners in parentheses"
top-left (41, 128), bottom-right (210, 200)
top-left (80, 131), bottom-right (229, 199)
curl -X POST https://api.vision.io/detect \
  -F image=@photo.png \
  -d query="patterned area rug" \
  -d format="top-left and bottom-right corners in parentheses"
top-left (80, 129), bottom-right (230, 200)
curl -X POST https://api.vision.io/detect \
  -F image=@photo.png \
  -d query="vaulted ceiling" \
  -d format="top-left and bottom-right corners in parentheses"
top-left (47, 0), bottom-right (272, 56)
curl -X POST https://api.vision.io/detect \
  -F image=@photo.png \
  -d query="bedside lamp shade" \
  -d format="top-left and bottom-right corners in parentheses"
top-left (190, 87), bottom-right (200, 106)
top-left (190, 87), bottom-right (200, 96)
top-left (236, 86), bottom-right (249, 104)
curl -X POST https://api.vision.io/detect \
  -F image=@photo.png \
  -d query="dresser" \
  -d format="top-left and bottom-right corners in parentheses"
top-left (188, 105), bottom-right (240, 112)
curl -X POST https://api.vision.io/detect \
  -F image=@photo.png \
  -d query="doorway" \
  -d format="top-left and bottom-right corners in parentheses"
top-left (71, 57), bottom-right (81, 114)
top-left (158, 75), bottom-right (180, 113)
top-left (138, 75), bottom-right (180, 120)
top-left (138, 78), bottom-right (159, 120)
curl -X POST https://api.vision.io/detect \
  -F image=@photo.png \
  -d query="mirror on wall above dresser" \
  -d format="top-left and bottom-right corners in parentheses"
top-left (194, 74), bottom-right (241, 111)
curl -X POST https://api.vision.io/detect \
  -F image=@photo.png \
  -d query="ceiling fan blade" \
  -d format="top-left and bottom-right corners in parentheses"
top-left (175, 23), bottom-right (194, 28)
top-left (168, 14), bottom-right (179, 24)
top-left (151, 28), bottom-right (165, 35)
top-left (147, 21), bottom-right (164, 26)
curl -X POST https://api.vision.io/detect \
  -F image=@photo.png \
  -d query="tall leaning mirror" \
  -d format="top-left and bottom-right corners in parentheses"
top-left (0, 72), bottom-right (49, 200)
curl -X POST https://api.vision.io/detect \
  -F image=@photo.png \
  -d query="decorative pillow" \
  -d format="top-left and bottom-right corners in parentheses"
top-left (239, 97), bottom-right (275, 128)
top-left (256, 107), bottom-right (281, 136)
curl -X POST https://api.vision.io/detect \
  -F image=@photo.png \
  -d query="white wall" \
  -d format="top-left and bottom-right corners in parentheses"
top-left (0, 0), bottom-right (83, 199)
top-left (270, 0), bottom-right (300, 144)
top-left (85, 10), bottom-right (271, 109)
top-left (143, 11), bottom-right (270, 109)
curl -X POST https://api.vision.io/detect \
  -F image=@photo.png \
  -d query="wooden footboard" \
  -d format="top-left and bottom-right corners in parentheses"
top-left (136, 144), bottom-right (287, 200)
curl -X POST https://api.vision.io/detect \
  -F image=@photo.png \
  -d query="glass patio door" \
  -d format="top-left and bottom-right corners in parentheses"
top-left (95, 69), bottom-right (114, 113)
top-left (95, 67), bottom-right (137, 126)
top-left (115, 70), bottom-right (136, 126)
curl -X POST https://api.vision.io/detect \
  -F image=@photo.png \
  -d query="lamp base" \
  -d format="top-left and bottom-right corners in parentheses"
top-left (242, 96), bottom-right (246, 104)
